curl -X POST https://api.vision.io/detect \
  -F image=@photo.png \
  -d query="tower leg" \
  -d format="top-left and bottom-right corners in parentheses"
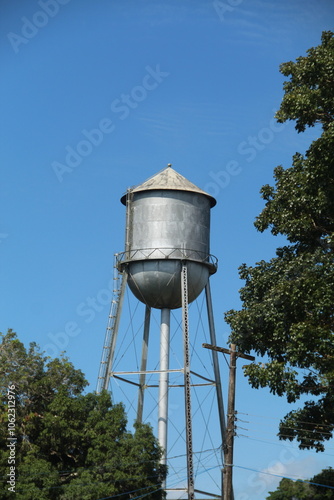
top-left (181, 263), bottom-right (195, 500)
top-left (137, 305), bottom-right (151, 423)
top-left (205, 282), bottom-right (227, 451)
top-left (158, 307), bottom-right (170, 489)
top-left (206, 282), bottom-right (235, 499)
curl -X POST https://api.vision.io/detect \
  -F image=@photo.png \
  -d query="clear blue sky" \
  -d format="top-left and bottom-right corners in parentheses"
top-left (1, 1), bottom-right (334, 498)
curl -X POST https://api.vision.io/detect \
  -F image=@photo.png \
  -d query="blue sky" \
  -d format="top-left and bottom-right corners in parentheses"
top-left (1, 0), bottom-right (334, 498)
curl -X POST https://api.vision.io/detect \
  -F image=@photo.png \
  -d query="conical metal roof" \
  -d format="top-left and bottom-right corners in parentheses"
top-left (121, 165), bottom-right (216, 207)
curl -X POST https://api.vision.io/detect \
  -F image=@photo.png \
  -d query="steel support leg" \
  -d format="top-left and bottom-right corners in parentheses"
top-left (181, 263), bottom-right (195, 500)
top-left (206, 281), bottom-right (234, 500)
top-left (205, 282), bottom-right (227, 448)
top-left (137, 305), bottom-right (151, 423)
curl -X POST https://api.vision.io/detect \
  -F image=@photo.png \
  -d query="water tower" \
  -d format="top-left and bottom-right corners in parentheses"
top-left (97, 165), bottom-right (226, 499)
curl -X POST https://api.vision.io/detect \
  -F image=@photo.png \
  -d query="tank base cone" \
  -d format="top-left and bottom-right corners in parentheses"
top-left (125, 259), bottom-right (210, 309)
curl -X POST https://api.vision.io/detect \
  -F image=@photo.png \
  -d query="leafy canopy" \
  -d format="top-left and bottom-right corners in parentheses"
top-left (0, 330), bottom-right (166, 499)
top-left (266, 467), bottom-right (334, 499)
top-left (225, 31), bottom-right (334, 451)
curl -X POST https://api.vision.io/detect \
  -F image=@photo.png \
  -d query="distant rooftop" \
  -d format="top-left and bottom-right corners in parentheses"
top-left (121, 164), bottom-right (216, 207)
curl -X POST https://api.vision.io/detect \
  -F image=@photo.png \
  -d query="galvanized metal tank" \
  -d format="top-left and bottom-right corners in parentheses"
top-left (119, 165), bottom-right (217, 309)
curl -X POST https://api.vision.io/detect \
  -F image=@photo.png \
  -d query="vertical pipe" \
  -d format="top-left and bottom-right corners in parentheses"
top-left (125, 189), bottom-right (133, 260)
top-left (137, 305), bottom-right (151, 423)
top-left (158, 307), bottom-right (170, 487)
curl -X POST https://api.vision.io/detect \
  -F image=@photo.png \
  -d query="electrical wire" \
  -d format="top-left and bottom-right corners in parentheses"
top-left (1, 447), bottom-right (222, 480)
top-left (4, 454), bottom-right (222, 500)
top-left (235, 427), bottom-right (334, 448)
top-left (235, 419), bottom-right (334, 439)
top-left (237, 434), bottom-right (334, 457)
top-left (235, 410), bottom-right (334, 445)
top-left (96, 485), bottom-right (162, 500)
top-left (237, 410), bottom-right (334, 429)
top-left (233, 464), bottom-right (334, 490)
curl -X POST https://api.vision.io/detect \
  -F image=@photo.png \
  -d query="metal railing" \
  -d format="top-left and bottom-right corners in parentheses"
top-left (115, 247), bottom-right (218, 271)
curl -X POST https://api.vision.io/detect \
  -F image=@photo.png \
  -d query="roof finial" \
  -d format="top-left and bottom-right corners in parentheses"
top-left (167, 163), bottom-right (172, 168)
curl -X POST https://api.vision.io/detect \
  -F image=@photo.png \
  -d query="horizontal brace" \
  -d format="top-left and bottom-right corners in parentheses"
top-left (112, 375), bottom-right (141, 387)
top-left (112, 369), bottom-right (216, 381)
top-left (190, 370), bottom-right (216, 384)
top-left (165, 488), bottom-right (188, 492)
top-left (195, 489), bottom-right (221, 498)
top-left (169, 383), bottom-right (215, 388)
top-left (202, 343), bottom-right (255, 361)
top-left (111, 369), bottom-right (183, 376)
top-left (115, 382), bottom-right (215, 388)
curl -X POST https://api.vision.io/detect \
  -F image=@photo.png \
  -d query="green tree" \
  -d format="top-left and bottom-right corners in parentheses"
top-left (225, 31), bottom-right (334, 451)
top-left (311, 467), bottom-right (334, 499)
top-left (0, 330), bottom-right (166, 499)
top-left (266, 467), bottom-right (334, 499)
top-left (266, 477), bottom-right (310, 499)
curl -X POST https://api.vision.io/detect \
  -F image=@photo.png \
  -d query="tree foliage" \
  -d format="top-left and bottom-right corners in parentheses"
top-left (225, 31), bottom-right (334, 451)
top-left (266, 467), bottom-right (334, 499)
top-left (0, 330), bottom-right (166, 499)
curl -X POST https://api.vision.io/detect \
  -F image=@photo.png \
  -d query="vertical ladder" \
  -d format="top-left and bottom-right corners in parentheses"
top-left (97, 188), bottom-right (132, 395)
top-left (96, 255), bottom-right (127, 394)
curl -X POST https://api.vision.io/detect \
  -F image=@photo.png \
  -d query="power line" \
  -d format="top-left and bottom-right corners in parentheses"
top-left (237, 435), bottom-right (334, 457)
top-left (96, 485), bottom-right (162, 500)
top-left (12, 477), bottom-right (162, 496)
top-left (235, 428), bottom-right (334, 449)
top-left (235, 419), bottom-right (334, 438)
top-left (237, 410), bottom-right (334, 429)
top-left (1, 447), bottom-right (222, 480)
top-left (233, 464), bottom-right (334, 490)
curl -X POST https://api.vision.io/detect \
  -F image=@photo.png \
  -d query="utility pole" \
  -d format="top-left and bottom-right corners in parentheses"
top-left (203, 343), bottom-right (255, 500)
